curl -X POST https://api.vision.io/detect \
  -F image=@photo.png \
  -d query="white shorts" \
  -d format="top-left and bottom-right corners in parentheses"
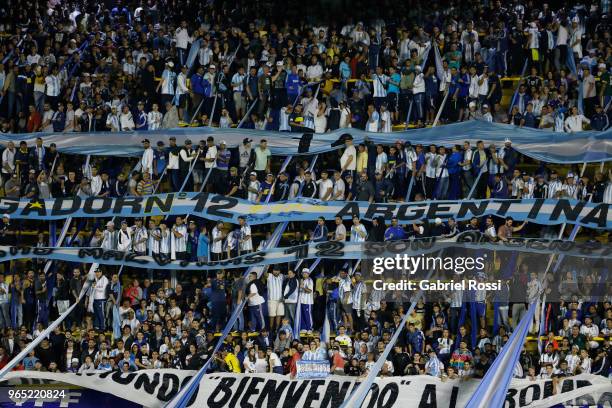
top-left (268, 300), bottom-right (285, 317)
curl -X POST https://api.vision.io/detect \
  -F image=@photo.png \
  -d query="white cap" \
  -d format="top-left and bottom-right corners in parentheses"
top-left (276, 60), bottom-right (284, 66)
top-left (468, 101), bottom-right (476, 108)
top-left (209, 64), bottom-right (216, 69)
top-left (504, 138), bottom-right (512, 144)
top-left (220, 140), bottom-right (227, 145)
top-left (2, 214), bottom-right (9, 220)
top-left (434, 217), bottom-right (442, 224)
top-left (302, 268), bottom-right (310, 274)
top-left (106, 221), bottom-right (114, 227)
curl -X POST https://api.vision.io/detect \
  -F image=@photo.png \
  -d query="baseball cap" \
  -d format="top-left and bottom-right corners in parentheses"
top-left (302, 268), bottom-right (310, 274)
top-left (243, 138), bottom-right (253, 145)
top-left (250, 171), bottom-right (257, 176)
top-left (184, 139), bottom-right (192, 145)
top-left (276, 60), bottom-right (284, 66)
top-left (209, 64), bottom-right (216, 69)
top-left (142, 139), bottom-right (150, 143)
top-left (220, 140), bottom-right (227, 145)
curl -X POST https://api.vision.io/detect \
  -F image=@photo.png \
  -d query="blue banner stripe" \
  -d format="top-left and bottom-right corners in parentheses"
top-left (2, 196), bottom-right (610, 229)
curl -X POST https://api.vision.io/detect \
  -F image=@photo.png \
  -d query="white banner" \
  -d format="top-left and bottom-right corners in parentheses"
top-left (3, 370), bottom-right (611, 408)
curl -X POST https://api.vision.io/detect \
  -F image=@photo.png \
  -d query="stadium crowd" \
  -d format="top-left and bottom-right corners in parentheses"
top-left (0, 0), bottom-right (609, 389)
top-left (0, 0), bottom-right (610, 132)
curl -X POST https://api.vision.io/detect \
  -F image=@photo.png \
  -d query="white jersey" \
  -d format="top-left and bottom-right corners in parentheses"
top-left (117, 228), bottom-right (132, 252)
top-left (299, 278), bottom-right (314, 305)
top-left (561, 183), bottom-right (578, 199)
top-left (548, 179), bottom-right (563, 198)
top-left (159, 229), bottom-right (171, 255)
top-left (372, 74), bottom-right (388, 97)
top-left (425, 152), bottom-right (437, 178)
top-left (351, 224), bottom-right (367, 242)
top-left (101, 230), bottom-right (118, 250)
top-left (176, 72), bottom-right (188, 95)
top-left (239, 224), bottom-right (253, 252)
top-left (147, 111), bottom-right (162, 130)
top-left (132, 226), bottom-right (148, 253)
top-left (339, 276), bottom-right (353, 304)
top-left (267, 274), bottom-right (284, 301)
top-left (248, 180), bottom-right (260, 202)
top-left (148, 228), bottom-right (160, 255)
top-left (171, 224), bottom-right (187, 256)
top-left (211, 227), bottom-right (224, 254)
top-left (522, 177), bottom-right (535, 199)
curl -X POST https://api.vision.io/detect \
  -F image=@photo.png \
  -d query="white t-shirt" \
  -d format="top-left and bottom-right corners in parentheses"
top-left (477, 75), bottom-right (489, 96)
top-left (318, 178), bottom-right (334, 201)
top-left (425, 152), bottom-right (437, 178)
top-left (380, 110), bottom-right (392, 132)
top-left (248, 281), bottom-right (265, 306)
top-left (205, 145), bottom-right (217, 169)
top-left (340, 145), bottom-right (357, 171)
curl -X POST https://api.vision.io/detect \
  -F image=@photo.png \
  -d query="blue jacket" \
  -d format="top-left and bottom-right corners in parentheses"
top-left (471, 149), bottom-right (490, 174)
top-left (591, 113), bottom-right (609, 131)
top-left (191, 73), bottom-right (206, 95)
top-left (286, 73), bottom-right (301, 96)
top-left (447, 152), bottom-right (463, 175)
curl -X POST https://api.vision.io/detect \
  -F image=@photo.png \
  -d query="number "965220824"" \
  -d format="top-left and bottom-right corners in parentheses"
top-left (8, 389), bottom-right (66, 400)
